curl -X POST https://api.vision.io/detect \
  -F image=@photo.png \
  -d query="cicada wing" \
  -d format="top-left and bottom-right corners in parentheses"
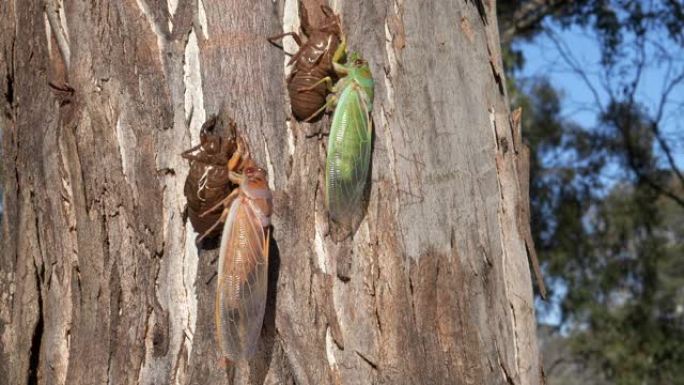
top-left (326, 86), bottom-right (373, 228)
top-left (215, 199), bottom-right (269, 361)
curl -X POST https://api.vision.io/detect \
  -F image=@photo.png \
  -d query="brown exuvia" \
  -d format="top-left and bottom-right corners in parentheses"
top-left (269, 3), bottom-right (343, 121)
top-left (182, 116), bottom-right (238, 243)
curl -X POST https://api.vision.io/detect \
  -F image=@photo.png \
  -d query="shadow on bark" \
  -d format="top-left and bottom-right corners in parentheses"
top-left (197, 236), bottom-right (221, 251)
top-left (248, 229), bottom-right (281, 383)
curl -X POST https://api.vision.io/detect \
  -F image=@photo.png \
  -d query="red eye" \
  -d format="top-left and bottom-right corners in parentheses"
top-left (244, 167), bottom-right (257, 175)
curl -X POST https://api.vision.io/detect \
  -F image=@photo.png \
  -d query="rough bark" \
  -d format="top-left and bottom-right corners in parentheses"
top-left (0, 0), bottom-right (541, 384)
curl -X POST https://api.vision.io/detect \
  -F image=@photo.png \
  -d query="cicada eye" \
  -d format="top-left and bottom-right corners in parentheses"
top-left (248, 167), bottom-right (267, 180)
top-left (244, 167), bottom-right (257, 176)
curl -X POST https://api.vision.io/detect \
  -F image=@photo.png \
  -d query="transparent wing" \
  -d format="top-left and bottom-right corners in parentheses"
top-left (215, 199), bottom-right (269, 360)
top-left (326, 85), bottom-right (372, 228)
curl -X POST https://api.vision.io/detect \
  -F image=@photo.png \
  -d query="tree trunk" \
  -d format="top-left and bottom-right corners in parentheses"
top-left (0, 0), bottom-right (541, 384)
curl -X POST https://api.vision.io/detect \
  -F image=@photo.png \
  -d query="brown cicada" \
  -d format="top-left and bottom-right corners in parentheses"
top-left (268, 3), bottom-right (344, 121)
top-left (199, 139), bottom-right (273, 364)
top-left (181, 116), bottom-right (238, 244)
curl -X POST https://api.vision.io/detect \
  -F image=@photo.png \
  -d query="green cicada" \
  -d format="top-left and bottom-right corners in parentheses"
top-left (301, 40), bottom-right (374, 229)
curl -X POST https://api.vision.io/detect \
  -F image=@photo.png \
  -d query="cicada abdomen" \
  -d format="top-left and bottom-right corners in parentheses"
top-left (325, 52), bottom-right (375, 230)
top-left (269, 3), bottom-right (344, 121)
top-left (182, 116), bottom-right (238, 243)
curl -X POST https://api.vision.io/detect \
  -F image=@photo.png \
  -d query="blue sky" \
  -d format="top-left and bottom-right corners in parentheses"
top-left (515, 24), bottom-right (684, 171)
top-left (516, 24), bottom-right (684, 326)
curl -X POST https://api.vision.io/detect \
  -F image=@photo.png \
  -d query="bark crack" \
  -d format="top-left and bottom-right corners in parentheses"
top-left (30, 200), bottom-right (47, 300)
top-left (4, 2), bottom-right (16, 111)
top-left (28, 257), bottom-right (44, 385)
top-left (4, 71), bottom-right (13, 107)
top-left (496, 339), bottom-right (518, 385)
top-left (407, 272), bottom-right (419, 331)
top-left (510, 301), bottom-right (520, 378)
top-left (313, 176), bottom-right (330, 274)
top-left (355, 350), bottom-right (378, 370)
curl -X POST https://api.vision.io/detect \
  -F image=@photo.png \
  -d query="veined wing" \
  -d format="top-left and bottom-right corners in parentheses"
top-left (215, 197), bottom-right (269, 360)
top-left (326, 83), bottom-right (373, 227)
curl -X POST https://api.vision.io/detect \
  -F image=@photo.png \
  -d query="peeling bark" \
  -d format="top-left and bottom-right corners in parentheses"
top-left (1, 1), bottom-right (541, 384)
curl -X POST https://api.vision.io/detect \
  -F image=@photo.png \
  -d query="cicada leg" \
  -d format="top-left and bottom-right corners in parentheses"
top-left (228, 137), bottom-right (252, 172)
top-left (296, 76), bottom-right (335, 93)
top-left (197, 188), bottom-right (238, 219)
top-left (180, 142), bottom-right (205, 161)
top-left (303, 93), bottom-right (338, 123)
top-left (320, 5), bottom-right (335, 18)
top-left (227, 140), bottom-right (243, 171)
top-left (267, 31), bottom-right (303, 47)
top-left (319, 5), bottom-right (342, 36)
top-left (298, 1), bottom-right (313, 36)
top-left (196, 188), bottom-right (240, 244)
top-left (286, 48), bottom-right (307, 66)
top-left (332, 37), bottom-right (347, 63)
top-left (181, 115), bottom-right (221, 161)
top-left (196, 208), bottom-right (229, 245)
top-left (330, 37), bottom-right (352, 77)
top-left (267, 31), bottom-right (302, 58)
top-left (228, 170), bottom-right (246, 185)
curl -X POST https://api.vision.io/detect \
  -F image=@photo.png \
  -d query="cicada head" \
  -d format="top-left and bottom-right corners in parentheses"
top-left (300, 3), bottom-right (342, 39)
top-left (236, 163), bottom-right (273, 224)
top-left (202, 135), bottom-right (224, 155)
top-left (348, 53), bottom-right (371, 77)
top-left (243, 166), bottom-right (269, 190)
top-left (192, 136), bottom-right (236, 165)
top-left (187, 117), bottom-right (238, 164)
top-left (345, 52), bottom-right (374, 106)
top-left (347, 51), bottom-right (360, 62)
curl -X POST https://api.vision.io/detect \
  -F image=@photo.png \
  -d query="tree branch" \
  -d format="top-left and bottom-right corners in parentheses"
top-left (545, 29), bottom-right (606, 115)
top-left (500, 0), bottom-right (566, 45)
top-left (651, 70), bottom-right (684, 188)
top-left (546, 27), bottom-right (684, 208)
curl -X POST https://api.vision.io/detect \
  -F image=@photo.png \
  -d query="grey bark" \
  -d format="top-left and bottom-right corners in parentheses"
top-left (0, 0), bottom-right (541, 384)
